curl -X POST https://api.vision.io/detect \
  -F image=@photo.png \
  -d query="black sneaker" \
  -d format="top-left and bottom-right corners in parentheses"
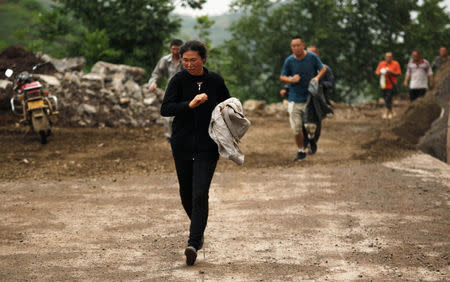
top-left (185, 246), bottom-right (197, 266)
top-left (310, 140), bottom-right (317, 154)
top-left (293, 151), bottom-right (306, 161)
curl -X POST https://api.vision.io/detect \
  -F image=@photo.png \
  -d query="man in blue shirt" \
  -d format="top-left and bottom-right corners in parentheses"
top-left (280, 36), bottom-right (326, 161)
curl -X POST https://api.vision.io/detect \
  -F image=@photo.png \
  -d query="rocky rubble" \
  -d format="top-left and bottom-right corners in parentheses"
top-left (46, 61), bottom-right (165, 128)
top-left (38, 53), bottom-right (85, 73)
top-left (0, 51), bottom-right (165, 127)
top-left (243, 99), bottom-right (289, 118)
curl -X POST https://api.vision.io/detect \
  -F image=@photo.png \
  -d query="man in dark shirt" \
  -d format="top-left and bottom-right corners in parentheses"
top-left (302, 45), bottom-right (334, 154)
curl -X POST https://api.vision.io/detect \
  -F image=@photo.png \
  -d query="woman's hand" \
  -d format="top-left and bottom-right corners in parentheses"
top-left (189, 93), bottom-right (208, 109)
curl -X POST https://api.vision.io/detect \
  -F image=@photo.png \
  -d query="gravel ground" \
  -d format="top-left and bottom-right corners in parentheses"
top-left (1, 104), bottom-right (449, 281)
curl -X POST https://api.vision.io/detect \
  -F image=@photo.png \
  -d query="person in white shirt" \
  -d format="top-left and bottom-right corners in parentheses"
top-left (403, 49), bottom-right (434, 102)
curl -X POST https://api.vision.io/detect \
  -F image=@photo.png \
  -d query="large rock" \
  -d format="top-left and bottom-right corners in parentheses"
top-left (39, 53), bottom-right (85, 73)
top-left (80, 104), bottom-right (98, 115)
top-left (81, 73), bottom-right (104, 90)
top-left (0, 80), bottom-right (12, 89)
top-left (36, 74), bottom-right (61, 88)
top-left (142, 84), bottom-right (165, 101)
top-left (119, 97), bottom-right (131, 105)
top-left (91, 61), bottom-right (145, 82)
top-left (111, 73), bottom-right (125, 94)
top-left (143, 97), bottom-right (157, 106)
top-left (243, 99), bottom-right (266, 112)
top-left (63, 72), bottom-right (81, 87)
top-left (265, 102), bottom-right (288, 116)
top-left (124, 80), bottom-right (142, 99)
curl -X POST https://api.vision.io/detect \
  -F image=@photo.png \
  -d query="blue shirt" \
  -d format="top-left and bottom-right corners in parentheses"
top-left (281, 52), bottom-right (324, 102)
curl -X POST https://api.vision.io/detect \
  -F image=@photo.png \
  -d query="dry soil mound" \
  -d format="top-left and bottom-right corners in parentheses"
top-left (0, 45), bottom-right (56, 79)
top-left (417, 61), bottom-right (450, 161)
top-left (390, 94), bottom-right (441, 145)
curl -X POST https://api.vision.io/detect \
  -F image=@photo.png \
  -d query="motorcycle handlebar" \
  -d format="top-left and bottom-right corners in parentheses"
top-left (4, 61), bottom-right (51, 79)
top-left (32, 61), bottom-right (50, 72)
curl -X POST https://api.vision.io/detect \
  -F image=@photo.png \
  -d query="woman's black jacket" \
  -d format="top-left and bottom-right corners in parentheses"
top-left (160, 68), bottom-right (230, 160)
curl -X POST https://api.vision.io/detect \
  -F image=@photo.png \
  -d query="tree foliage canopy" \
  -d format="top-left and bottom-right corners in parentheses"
top-left (35, 0), bottom-right (205, 72)
top-left (18, 0), bottom-right (449, 102)
top-left (222, 0), bottom-right (449, 103)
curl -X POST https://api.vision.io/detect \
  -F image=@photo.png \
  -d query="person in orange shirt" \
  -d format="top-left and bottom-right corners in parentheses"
top-left (375, 52), bottom-right (401, 119)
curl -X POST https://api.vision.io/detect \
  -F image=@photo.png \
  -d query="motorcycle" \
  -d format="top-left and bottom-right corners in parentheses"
top-left (5, 63), bottom-right (58, 144)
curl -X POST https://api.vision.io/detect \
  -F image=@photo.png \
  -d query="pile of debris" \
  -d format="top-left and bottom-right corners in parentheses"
top-left (0, 46), bottom-right (164, 127)
top-left (43, 61), bottom-right (164, 127)
top-left (243, 100), bottom-right (289, 118)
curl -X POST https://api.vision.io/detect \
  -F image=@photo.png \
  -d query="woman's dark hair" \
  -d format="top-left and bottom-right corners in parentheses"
top-left (180, 40), bottom-right (208, 60)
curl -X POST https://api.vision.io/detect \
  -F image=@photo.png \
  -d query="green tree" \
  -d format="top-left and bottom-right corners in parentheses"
top-left (35, 0), bottom-right (206, 73)
top-left (193, 15), bottom-right (223, 74)
top-left (223, 0), bottom-right (447, 103)
top-left (404, 0), bottom-right (450, 61)
top-left (78, 28), bottom-right (122, 64)
top-left (194, 15), bottom-right (215, 48)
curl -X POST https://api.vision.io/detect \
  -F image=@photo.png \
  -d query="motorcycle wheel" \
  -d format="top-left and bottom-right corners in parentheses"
top-left (31, 109), bottom-right (50, 144)
top-left (39, 130), bottom-right (47, 144)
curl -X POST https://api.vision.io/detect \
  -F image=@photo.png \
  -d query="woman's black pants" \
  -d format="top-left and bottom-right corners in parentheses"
top-left (381, 89), bottom-right (394, 109)
top-left (174, 158), bottom-right (217, 250)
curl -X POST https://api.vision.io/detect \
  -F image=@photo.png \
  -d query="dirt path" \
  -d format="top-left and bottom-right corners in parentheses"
top-left (1, 103), bottom-right (449, 280)
top-left (0, 103), bottom-right (411, 181)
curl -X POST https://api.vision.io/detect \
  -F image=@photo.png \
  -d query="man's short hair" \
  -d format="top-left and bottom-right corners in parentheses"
top-left (180, 40), bottom-right (207, 60)
top-left (291, 35), bottom-right (303, 41)
top-left (170, 39), bottom-right (183, 47)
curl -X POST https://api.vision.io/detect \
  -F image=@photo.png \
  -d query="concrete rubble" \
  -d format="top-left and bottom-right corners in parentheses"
top-left (0, 56), bottom-right (165, 128)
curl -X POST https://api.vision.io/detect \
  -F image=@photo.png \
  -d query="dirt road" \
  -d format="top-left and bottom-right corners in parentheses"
top-left (1, 103), bottom-right (449, 280)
